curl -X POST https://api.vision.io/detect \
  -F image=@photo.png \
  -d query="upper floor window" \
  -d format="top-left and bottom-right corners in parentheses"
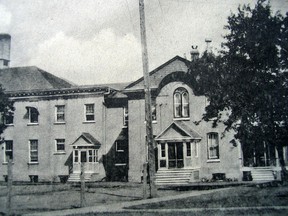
top-left (152, 103), bottom-right (157, 122)
top-left (4, 140), bottom-right (13, 162)
top-left (116, 141), bottom-right (125, 152)
top-left (55, 105), bottom-right (65, 123)
top-left (123, 106), bottom-right (128, 127)
top-left (29, 140), bottom-right (38, 163)
top-left (207, 132), bottom-right (219, 159)
top-left (26, 107), bottom-right (39, 124)
top-left (85, 104), bottom-right (95, 121)
top-left (4, 111), bottom-right (14, 125)
top-left (173, 88), bottom-right (189, 118)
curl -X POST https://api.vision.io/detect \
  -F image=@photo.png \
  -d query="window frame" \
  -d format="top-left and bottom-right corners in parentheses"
top-left (207, 132), bottom-right (220, 160)
top-left (116, 141), bottom-right (125, 152)
top-left (55, 105), bottom-right (65, 123)
top-left (27, 107), bottom-right (39, 124)
top-left (123, 106), bottom-right (128, 127)
top-left (84, 104), bottom-right (95, 122)
top-left (4, 140), bottom-right (13, 163)
top-left (29, 140), bottom-right (39, 163)
top-left (173, 87), bottom-right (190, 119)
top-left (186, 142), bottom-right (191, 157)
top-left (55, 139), bottom-right (65, 153)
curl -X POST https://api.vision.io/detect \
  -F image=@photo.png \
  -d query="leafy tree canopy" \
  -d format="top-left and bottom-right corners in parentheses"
top-left (0, 84), bottom-right (14, 138)
top-left (189, 0), bottom-right (288, 165)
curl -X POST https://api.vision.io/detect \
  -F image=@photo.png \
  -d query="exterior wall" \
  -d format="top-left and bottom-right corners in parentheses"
top-left (128, 99), bottom-right (146, 182)
top-left (0, 94), bottom-right (124, 182)
top-left (128, 81), bottom-right (241, 182)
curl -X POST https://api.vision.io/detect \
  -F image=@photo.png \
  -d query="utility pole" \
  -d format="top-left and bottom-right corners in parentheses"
top-left (139, 0), bottom-right (157, 198)
top-left (7, 157), bottom-right (13, 216)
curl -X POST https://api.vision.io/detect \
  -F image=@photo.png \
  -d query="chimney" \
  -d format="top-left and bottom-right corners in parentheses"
top-left (0, 34), bottom-right (11, 69)
top-left (205, 38), bottom-right (212, 52)
top-left (190, 45), bottom-right (199, 61)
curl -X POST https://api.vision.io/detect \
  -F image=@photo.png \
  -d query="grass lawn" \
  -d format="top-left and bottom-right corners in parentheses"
top-left (128, 184), bottom-right (288, 210)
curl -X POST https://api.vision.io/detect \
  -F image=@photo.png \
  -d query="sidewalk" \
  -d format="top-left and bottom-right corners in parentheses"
top-left (24, 188), bottom-right (228, 216)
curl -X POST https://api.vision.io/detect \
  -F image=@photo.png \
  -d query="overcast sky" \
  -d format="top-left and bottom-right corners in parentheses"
top-left (0, 0), bottom-right (287, 85)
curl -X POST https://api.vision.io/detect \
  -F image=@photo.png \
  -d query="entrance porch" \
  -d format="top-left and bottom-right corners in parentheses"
top-left (68, 133), bottom-right (101, 182)
top-left (155, 121), bottom-right (202, 185)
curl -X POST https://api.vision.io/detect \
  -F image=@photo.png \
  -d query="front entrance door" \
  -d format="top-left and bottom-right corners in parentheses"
top-left (73, 149), bottom-right (98, 173)
top-left (168, 142), bottom-right (184, 168)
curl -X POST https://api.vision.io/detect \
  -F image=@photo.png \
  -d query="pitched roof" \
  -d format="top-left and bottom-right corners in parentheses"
top-left (125, 56), bottom-right (190, 91)
top-left (71, 132), bottom-right (101, 148)
top-left (0, 66), bottom-right (73, 92)
top-left (155, 121), bottom-right (202, 142)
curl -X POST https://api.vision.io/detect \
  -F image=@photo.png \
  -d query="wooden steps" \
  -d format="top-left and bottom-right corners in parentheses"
top-left (67, 173), bottom-right (93, 182)
top-left (155, 169), bottom-right (195, 185)
top-left (251, 167), bottom-right (275, 181)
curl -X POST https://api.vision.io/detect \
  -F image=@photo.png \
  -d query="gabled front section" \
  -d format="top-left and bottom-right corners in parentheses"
top-left (126, 55), bottom-right (243, 184)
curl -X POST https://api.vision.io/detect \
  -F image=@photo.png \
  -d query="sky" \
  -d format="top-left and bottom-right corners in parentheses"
top-left (0, 0), bottom-right (287, 85)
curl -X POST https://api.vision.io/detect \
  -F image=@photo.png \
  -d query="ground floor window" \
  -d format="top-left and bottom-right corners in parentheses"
top-left (29, 140), bottom-right (38, 163)
top-left (207, 133), bottom-right (219, 159)
top-left (4, 140), bottom-right (13, 162)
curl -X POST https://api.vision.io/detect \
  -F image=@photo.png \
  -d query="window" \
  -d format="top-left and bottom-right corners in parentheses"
top-left (4, 140), bottom-right (13, 162)
top-left (116, 141), bottom-right (125, 152)
top-left (152, 103), bottom-right (157, 122)
top-left (85, 104), bottom-right (95, 121)
top-left (55, 105), bottom-right (65, 123)
top-left (186, 142), bottom-right (191, 157)
top-left (55, 139), bottom-right (65, 152)
top-left (74, 150), bottom-right (79, 162)
top-left (26, 107), bottom-right (39, 123)
top-left (4, 111), bottom-right (14, 125)
top-left (161, 143), bottom-right (166, 157)
top-left (88, 150), bottom-right (98, 162)
top-left (29, 140), bottom-right (38, 163)
top-left (207, 133), bottom-right (219, 159)
top-left (173, 88), bottom-right (189, 118)
top-left (123, 106), bottom-right (128, 127)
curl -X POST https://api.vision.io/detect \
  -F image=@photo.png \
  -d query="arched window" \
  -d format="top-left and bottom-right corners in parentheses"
top-left (173, 88), bottom-right (189, 118)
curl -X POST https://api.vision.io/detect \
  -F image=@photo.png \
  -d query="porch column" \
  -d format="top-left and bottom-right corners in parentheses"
top-left (275, 147), bottom-right (280, 167)
top-left (165, 143), bottom-right (168, 168)
top-left (238, 142), bottom-right (243, 167)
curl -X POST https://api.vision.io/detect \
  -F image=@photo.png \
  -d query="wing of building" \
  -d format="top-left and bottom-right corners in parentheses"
top-left (0, 36), bottom-right (286, 184)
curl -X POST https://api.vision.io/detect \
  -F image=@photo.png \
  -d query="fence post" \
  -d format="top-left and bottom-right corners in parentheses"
top-left (80, 162), bottom-right (86, 207)
top-left (143, 162), bottom-right (148, 199)
top-left (7, 157), bottom-right (13, 215)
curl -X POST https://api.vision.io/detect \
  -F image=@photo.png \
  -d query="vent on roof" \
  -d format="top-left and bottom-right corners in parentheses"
top-left (0, 34), bottom-right (11, 69)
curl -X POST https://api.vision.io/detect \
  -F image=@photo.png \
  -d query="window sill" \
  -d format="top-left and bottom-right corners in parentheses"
top-left (5, 124), bottom-right (14, 127)
top-left (152, 121), bottom-right (157, 124)
top-left (207, 159), bottom-right (220, 163)
top-left (54, 122), bottom-right (66, 125)
top-left (83, 121), bottom-right (95, 124)
top-left (115, 163), bottom-right (127, 166)
top-left (54, 152), bottom-right (66, 155)
top-left (2, 162), bottom-right (14, 165)
top-left (116, 150), bottom-right (124, 153)
top-left (173, 117), bottom-right (190, 121)
top-left (27, 123), bottom-right (39, 126)
top-left (28, 162), bottom-right (39, 165)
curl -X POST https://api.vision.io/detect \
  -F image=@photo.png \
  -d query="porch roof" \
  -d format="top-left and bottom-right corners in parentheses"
top-left (155, 121), bottom-right (202, 143)
top-left (71, 132), bottom-right (101, 148)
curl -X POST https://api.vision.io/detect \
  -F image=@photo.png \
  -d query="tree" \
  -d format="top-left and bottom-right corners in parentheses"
top-left (189, 0), bottom-right (288, 175)
top-left (0, 84), bottom-right (14, 139)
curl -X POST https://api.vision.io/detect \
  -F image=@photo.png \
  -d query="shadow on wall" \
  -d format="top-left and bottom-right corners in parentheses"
top-left (102, 128), bottom-right (129, 182)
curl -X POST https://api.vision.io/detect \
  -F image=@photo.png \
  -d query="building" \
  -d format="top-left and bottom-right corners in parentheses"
top-left (0, 34), bottom-right (286, 184)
